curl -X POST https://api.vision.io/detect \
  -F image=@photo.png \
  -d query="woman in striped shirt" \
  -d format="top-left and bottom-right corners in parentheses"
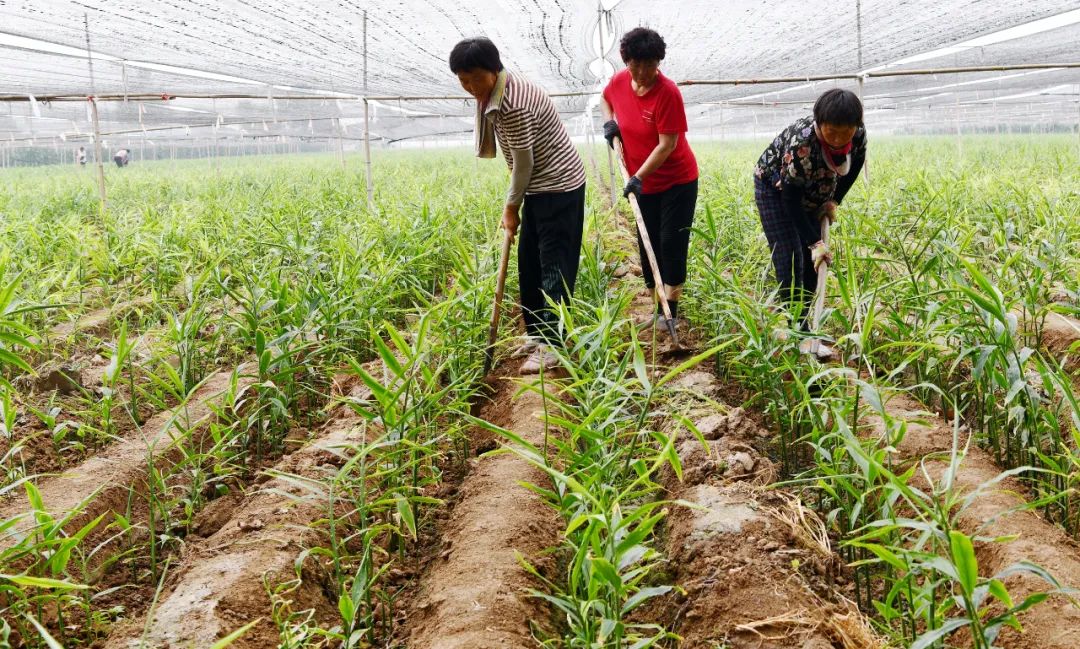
top-left (450, 37), bottom-right (588, 374)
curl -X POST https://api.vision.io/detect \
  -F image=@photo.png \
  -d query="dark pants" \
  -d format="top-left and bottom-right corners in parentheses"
top-left (519, 183), bottom-right (586, 343)
top-left (114, 156), bottom-right (125, 168)
top-left (636, 179), bottom-right (698, 291)
top-left (754, 177), bottom-right (816, 322)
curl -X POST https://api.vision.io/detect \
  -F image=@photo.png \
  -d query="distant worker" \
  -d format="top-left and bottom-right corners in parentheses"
top-left (113, 148), bottom-right (130, 167)
top-left (600, 27), bottom-right (698, 334)
top-left (449, 36), bottom-right (587, 374)
top-left (76, 146), bottom-right (87, 166)
top-left (753, 89), bottom-right (867, 347)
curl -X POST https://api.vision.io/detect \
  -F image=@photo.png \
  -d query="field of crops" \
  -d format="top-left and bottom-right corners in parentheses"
top-left (0, 136), bottom-right (1078, 649)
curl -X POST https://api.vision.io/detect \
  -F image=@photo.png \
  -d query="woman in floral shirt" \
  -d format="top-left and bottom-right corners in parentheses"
top-left (754, 88), bottom-right (866, 326)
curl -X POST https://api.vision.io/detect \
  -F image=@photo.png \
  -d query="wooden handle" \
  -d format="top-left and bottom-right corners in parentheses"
top-left (611, 137), bottom-right (675, 329)
top-left (809, 217), bottom-right (831, 356)
top-left (484, 228), bottom-right (514, 374)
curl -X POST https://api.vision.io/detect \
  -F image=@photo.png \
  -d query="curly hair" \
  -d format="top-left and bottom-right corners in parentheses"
top-left (619, 27), bottom-right (666, 63)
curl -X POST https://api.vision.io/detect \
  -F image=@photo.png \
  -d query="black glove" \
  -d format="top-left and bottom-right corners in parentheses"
top-left (623, 175), bottom-right (643, 200)
top-left (602, 120), bottom-right (620, 149)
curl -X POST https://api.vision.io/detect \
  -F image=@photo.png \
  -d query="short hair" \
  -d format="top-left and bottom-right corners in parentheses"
top-left (449, 37), bottom-right (503, 74)
top-left (813, 89), bottom-right (863, 127)
top-left (619, 27), bottom-right (666, 63)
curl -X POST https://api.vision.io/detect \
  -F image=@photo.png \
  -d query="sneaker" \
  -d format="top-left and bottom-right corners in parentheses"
top-left (511, 336), bottom-right (540, 358)
top-left (644, 314), bottom-right (681, 338)
top-left (520, 345), bottom-right (559, 374)
top-left (635, 312), bottom-right (666, 329)
top-left (799, 338), bottom-right (836, 360)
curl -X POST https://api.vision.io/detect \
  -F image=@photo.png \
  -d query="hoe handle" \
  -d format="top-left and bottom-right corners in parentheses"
top-left (809, 216), bottom-right (831, 354)
top-left (611, 136), bottom-right (679, 347)
top-left (484, 228), bottom-right (514, 375)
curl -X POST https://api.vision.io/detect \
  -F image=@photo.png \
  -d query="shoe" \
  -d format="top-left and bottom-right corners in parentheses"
top-left (511, 336), bottom-right (540, 358)
top-left (636, 312), bottom-right (667, 330)
top-left (644, 314), bottom-right (680, 337)
top-left (520, 345), bottom-right (559, 374)
top-left (799, 338), bottom-right (836, 360)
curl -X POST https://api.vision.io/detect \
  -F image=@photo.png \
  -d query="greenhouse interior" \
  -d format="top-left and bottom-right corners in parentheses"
top-left (1, 1), bottom-right (1079, 649)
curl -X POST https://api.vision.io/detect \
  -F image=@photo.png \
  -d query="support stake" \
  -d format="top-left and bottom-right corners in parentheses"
top-left (364, 99), bottom-right (374, 210)
top-left (84, 14), bottom-right (107, 214)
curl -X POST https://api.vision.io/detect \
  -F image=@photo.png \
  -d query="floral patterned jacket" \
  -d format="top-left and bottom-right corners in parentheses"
top-left (754, 115), bottom-right (867, 212)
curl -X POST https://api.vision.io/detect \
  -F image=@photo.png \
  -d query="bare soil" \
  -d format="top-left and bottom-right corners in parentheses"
top-left (636, 330), bottom-right (881, 648)
top-left (102, 397), bottom-right (365, 649)
top-left (1040, 309), bottom-right (1080, 370)
top-left (867, 392), bottom-right (1080, 648)
top-left (402, 369), bottom-right (562, 649)
top-left (46, 294), bottom-right (157, 343)
top-left (0, 368), bottom-right (251, 547)
top-left (3, 333), bottom-right (169, 485)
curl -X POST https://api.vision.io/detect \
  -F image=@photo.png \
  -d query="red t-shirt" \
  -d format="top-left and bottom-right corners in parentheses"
top-left (602, 69), bottom-right (698, 194)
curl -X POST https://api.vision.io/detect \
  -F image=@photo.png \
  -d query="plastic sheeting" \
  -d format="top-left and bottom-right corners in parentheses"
top-left (1, 0), bottom-right (1078, 147)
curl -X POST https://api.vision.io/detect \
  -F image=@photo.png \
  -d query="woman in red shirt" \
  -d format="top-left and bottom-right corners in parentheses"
top-left (601, 27), bottom-right (698, 332)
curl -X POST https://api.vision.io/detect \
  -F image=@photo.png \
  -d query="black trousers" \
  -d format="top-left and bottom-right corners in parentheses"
top-left (519, 183), bottom-right (586, 343)
top-left (635, 179), bottom-right (698, 290)
top-left (754, 177), bottom-right (817, 322)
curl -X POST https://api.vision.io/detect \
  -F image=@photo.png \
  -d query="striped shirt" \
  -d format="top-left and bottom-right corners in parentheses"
top-left (486, 73), bottom-right (586, 194)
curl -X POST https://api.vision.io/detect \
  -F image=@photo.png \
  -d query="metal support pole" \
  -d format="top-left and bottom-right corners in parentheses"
top-left (363, 10), bottom-right (368, 93)
top-left (955, 91), bottom-right (963, 161)
top-left (364, 99), bottom-right (373, 210)
top-left (84, 14), bottom-right (107, 214)
top-left (363, 10), bottom-right (374, 210)
top-left (335, 117), bottom-right (345, 168)
top-left (598, 6), bottom-right (617, 205)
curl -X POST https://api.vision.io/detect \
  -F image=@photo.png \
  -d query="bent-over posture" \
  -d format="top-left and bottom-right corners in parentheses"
top-left (753, 89), bottom-right (866, 329)
top-left (450, 37), bottom-right (587, 373)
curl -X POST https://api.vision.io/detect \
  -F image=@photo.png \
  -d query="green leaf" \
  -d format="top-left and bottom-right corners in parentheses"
top-left (339, 591), bottom-right (355, 625)
top-left (591, 557), bottom-right (623, 592)
top-left (849, 542), bottom-right (907, 572)
top-left (209, 618), bottom-right (263, 649)
top-left (632, 344), bottom-right (651, 393)
top-left (22, 612), bottom-right (65, 649)
top-left (949, 529), bottom-right (979, 596)
top-left (622, 585), bottom-right (672, 615)
top-left (396, 495), bottom-right (417, 540)
top-left (910, 618), bottom-right (971, 649)
top-left (987, 579), bottom-right (1013, 609)
top-left (2, 574), bottom-right (88, 590)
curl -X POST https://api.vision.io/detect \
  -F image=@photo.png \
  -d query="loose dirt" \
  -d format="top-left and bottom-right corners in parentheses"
top-left (868, 392), bottom-right (1080, 649)
top-left (102, 398), bottom-right (365, 649)
top-left (403, 370), bottom-right (562, 649)
top-left (1040, 309), bottom-right (1080, 370)
top-left (46, 294), bottom-right (157, 342)
top-left (1014, 307), bottom-right (1080, 371)
top-left (650, 357), bottom-right (881, 649)
top-left (0, 368), bottom-right (250, 546)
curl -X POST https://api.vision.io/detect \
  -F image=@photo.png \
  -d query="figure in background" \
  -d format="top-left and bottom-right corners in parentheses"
top-left (113, 147), bottom-right (130, 167)
top-left (76, 146), bottom-right (87, 166)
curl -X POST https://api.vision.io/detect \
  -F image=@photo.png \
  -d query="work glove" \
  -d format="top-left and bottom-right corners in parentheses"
top-left (602, 120), bottom-right (620, 149)
top-left (810, 241), bottom-right (833, 271)
top-left (820, 200), bottom-right (838, 225)
top-left (623, 175), bottom-right (643, 200)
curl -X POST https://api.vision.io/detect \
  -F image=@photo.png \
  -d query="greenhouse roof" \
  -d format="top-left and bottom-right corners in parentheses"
top-left (2, 1), bottom-right (1079, 144)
